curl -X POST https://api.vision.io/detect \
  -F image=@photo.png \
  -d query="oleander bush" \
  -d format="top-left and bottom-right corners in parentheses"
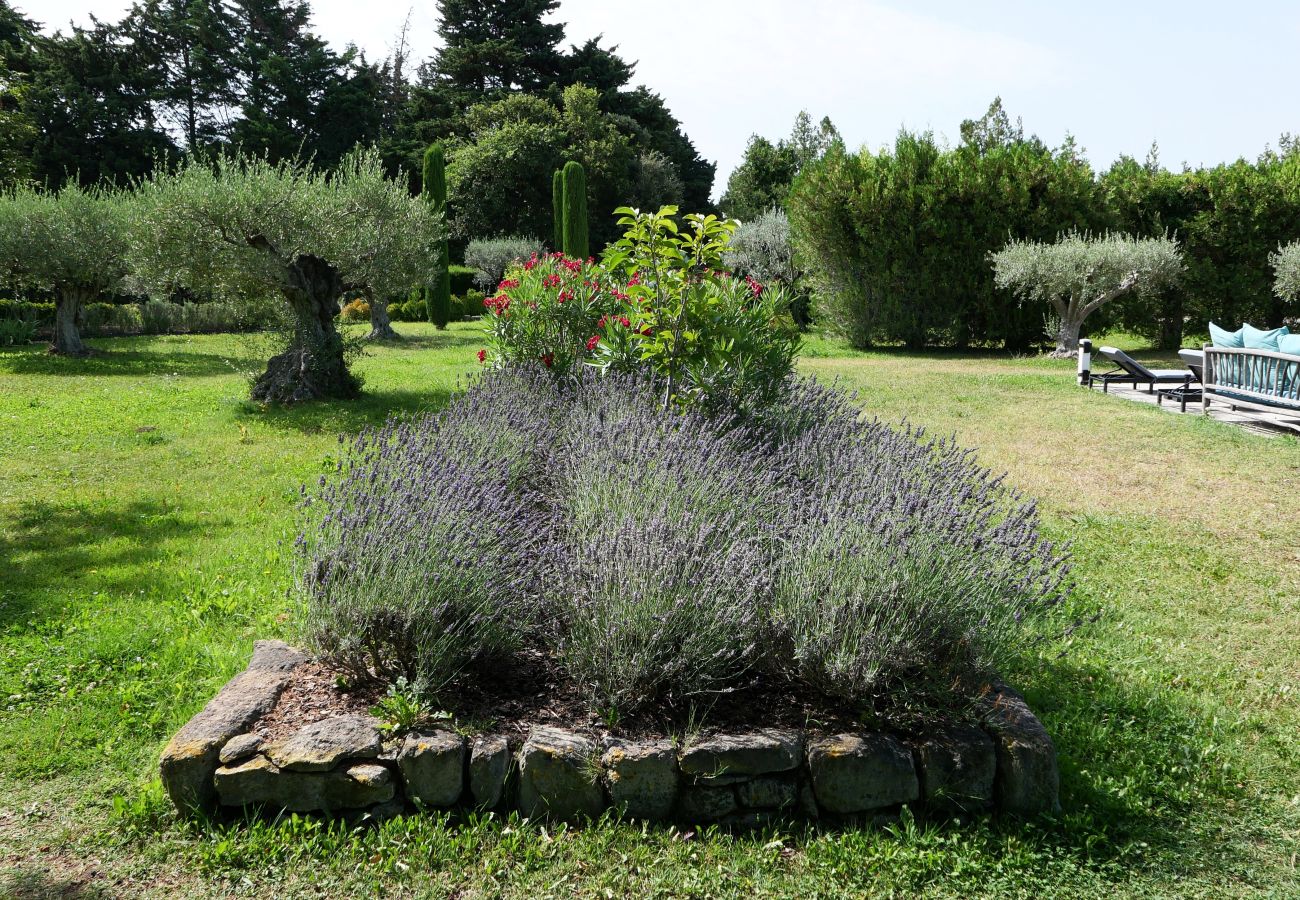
top-left (298, 361), bottom-right (1073, 718)
top-left (481, 206), bottom-right (800, 414)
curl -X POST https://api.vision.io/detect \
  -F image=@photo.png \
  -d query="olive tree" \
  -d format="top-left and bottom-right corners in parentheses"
top-left (1270, 241), bottom-right (1300, 303)
top-left (0, 183), bottom-right (133, 356)
top-left (992, 231), bottom-right (1184, 358)
top-left (132, 149), bottom-right (443, 402)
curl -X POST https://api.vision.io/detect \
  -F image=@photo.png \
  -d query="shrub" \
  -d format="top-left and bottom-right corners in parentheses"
top-left (0, 317), bottom-right (36, 346)
top-left (339, 298), bottom-right (371, 322)
top-left (481, 207), bottom-right (799, 413)
top-left (423, 143), bottom-right (452, 329)
top-left (298, 368), bottom-right (562, 693)
top-left (548, 372), bottom-right (778, 714)
top-left (764, 380), bottom-right (1071, 703)
top-left (299, 367), bottom-right (1073, 718)
top-left (561, 160), bottom-right (588, 260)
top-left (725, 207), bottom-right (810, 327)
top-left (448, 265), bottom-right (476, 296)
top-left (465, 236), bottom-right (547, 291)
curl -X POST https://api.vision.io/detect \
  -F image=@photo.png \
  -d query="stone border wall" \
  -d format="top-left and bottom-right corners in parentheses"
top-left (161, 641), bottom-right (1060, 824)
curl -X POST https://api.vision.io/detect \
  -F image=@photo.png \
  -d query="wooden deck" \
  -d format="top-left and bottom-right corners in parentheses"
top-left (1088, 382), bottom-right (1300, 437)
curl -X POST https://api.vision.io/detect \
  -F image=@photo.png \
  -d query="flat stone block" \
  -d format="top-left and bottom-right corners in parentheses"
top-left (399, 729), bottom-right (465, 807)
top-left (679, 730), bottom-right (802, 779)
top-left (213, 756), bottom-right (395, 812)
top-left (981, 684), bottom-right (1060, 816)
top-left (469, 735), bottom-right (513, 810)
top-left (915, 724), bottom-right (996, 813)
top-left (517, 727), bottom-right (604, 822)
top-left (602, 739), bottom-right (678, 820)
top-left (160, 651), bottom-right (304, 813)
top-left (737, 776), bottom-right (796, 810)
top-left (676, 784), bottom-right (737, 822)
top-left (806, 733), bottom-right (919, 815)
top-left (267, 715), bottom-right (382, 773)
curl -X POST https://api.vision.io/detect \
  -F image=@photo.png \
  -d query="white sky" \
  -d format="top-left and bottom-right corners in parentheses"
top-left (28, 1), bottom-right (1300, 198)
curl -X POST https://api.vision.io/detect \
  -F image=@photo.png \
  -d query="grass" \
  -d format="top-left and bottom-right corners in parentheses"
top-left (1, 321), bottom-right (1297, 898)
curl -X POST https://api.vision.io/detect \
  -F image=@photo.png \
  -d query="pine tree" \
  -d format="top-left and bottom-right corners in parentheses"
top-left (122, 0), bottom-right (238, 152)
top-left (432, 0), bottom-right (564, 103)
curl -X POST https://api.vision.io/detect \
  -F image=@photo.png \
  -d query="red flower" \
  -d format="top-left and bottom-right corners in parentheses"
top-left (618, 316), bottom-right (630, 328)
top-left (476, 349), bottom-right (486, 363)
top-left (586, 334), bottom-right (600, 351)
top-left (628, 273), bottom-right (641, 286)
top-left (541, 352), bottom-right (554, 368)
top-left (558, 289), bottom-right (573, 303)
top-left (597, 315), bottom-right (608, 329)
top-left (639, 326), bottom-right (653, 337)
top-left (745, 275), bottom-right (763, 297)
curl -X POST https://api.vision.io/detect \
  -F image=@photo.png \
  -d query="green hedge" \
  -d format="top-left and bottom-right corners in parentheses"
top-left (449, 265), bottom-right (475, 296)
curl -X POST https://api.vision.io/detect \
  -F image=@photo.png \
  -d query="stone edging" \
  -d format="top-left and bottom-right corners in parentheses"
top-left (160, 641), bottom-right (1061, 824)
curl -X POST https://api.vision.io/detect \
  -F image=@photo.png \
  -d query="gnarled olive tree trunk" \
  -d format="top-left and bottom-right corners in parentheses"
top-left (366, 290), bottom-right (398, 341)
top-left (251, 253), bottom-right (360, 404)
top-left (51, 286), bottom-right (92, 356)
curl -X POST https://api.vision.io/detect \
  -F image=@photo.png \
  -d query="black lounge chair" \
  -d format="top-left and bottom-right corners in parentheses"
top-left (1092, 346), bottom-right (1200, 410)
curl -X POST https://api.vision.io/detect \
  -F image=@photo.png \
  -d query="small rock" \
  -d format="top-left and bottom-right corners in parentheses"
top-left (679, 730), bottom-right (802, 779)
top-left (915, 725), bottom-right (996, 813)
top-left (806, 733), bottom-right (919, 815)
top-left (267, 715), bottom-right (382, 773)
top-left (737, 777), bottom-right (796, 810)
top-left (517, 727), bottom-right (604, 822)
top-left (218, 733), bottom-right (263, 765)
top-left (470, 735), bottom-right (513, 810)
top-left (399, 729), bottom-right (465, 807)
top-left (213, 757), bottom-right (394, 811)
top-left (602, 739), bottom-right (678, 820)
top-left (675, 784), bottom-right (737, 822)
top-left (981, 684), bottom-right (1060, 815)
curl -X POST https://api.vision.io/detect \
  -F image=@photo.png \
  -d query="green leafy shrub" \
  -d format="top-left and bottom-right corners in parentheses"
top-left (481, 206), bottom-right (799, 413)
top-left (0, 317), bottom-right (36, 346)
top-left (465, 236), bottom-right (547, 291)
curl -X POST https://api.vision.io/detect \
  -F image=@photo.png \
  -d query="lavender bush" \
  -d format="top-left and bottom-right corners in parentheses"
top-left (297, 364), bottom-right (1072, 717)
top-left (545, 373), bottom-right (785, 715)
top-left (297, 368), bottom-right (561, 694)
top-left (764, 379), bottom-right (1071, 701)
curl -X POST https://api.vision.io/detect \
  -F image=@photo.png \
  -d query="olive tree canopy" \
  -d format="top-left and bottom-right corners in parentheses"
top-left (0, 183), bottom-right (133, 356)
top-left (992, 231), bottom-right (1184, 358)
top-left (1270, 241), bottom-right (1300, 303)
top-left (131, 148), bottom-right (444, 403)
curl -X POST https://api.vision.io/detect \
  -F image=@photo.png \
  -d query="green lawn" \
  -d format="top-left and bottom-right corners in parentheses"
top-left (1, 322), bottom-right (1296, 898)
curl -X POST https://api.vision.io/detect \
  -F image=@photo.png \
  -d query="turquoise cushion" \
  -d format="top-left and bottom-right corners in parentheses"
top-left (1242, 323), bottom-right (1290, 351)
top-left (1277, 333), bottom-right (1300, 357)
top-left (1209, 321), bottom-right (1244, 348)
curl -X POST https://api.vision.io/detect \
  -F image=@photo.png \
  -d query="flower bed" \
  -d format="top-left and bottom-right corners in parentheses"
top-left (160, 641), bottom-right (1059, 823)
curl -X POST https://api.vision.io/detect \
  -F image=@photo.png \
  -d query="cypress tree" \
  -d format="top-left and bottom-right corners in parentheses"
top-left (423, 143), bottom-right (451, 328)
top-left (561, 160), bottom-right (588, 260)
top-left (552, 168), bottom-right (563, 251)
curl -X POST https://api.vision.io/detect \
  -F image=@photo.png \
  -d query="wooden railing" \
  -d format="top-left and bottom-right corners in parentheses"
top-left (1203, 345), bottom-right (1300, 411)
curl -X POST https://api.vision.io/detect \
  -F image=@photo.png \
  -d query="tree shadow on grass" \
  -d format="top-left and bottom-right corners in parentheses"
top-left (232, 386), bottom-right (457, 436)
top-left (0, 344), bottom-right (263, 379)
top-left (0, 866), bottom-right (115, 899)
top-left (0, 499), bottom-right (205, 628)
top-left (386, 330), bottom-right (486, 352)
